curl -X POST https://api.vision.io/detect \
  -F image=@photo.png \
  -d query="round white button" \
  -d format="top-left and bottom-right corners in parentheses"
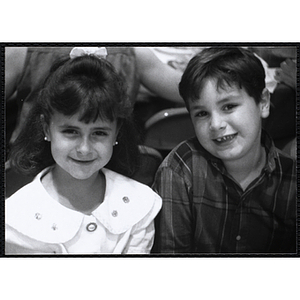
top-left (123, 196), bottom-right (130, 203)
top-left (236, 235), bottom-right (241, 241)
top-left (35, 213), bottom-right (42, 220)
top-left (86, 222), bottom-right (97, 232)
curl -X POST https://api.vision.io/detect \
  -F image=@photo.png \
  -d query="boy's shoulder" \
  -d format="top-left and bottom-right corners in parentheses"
top-left (272, 146), bottom-right (296, 176)
top-left (160, 137), bottom-right (211, 172)
top-left (262, 132), bottom-right (295, 174)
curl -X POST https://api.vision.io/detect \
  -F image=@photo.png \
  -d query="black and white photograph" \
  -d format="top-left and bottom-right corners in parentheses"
top-left (0, 3), bottom-right (299, 299)
top-left (3, 44), bottom-right (298, 256)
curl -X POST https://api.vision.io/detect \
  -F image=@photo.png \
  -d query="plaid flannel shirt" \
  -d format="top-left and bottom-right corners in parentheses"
top-left (152, 132), bottom-right (296, 254)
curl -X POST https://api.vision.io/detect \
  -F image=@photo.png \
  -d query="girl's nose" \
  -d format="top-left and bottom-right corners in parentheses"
top-left (209, 112), bottom-right (226, 131)
top-left (76, 137), bottom-right (92, 155)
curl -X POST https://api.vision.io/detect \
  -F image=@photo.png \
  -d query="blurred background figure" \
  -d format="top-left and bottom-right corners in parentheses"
top-left (135, 47), bottom-right (204, 124)
top-left (5, 46), bottom-right (184, 148)
top-left (5, 45), bottom-right (297, 196)
top-left (249, 46), bottom-right (296, 156)
top-left (5, 46), bottom-right (184, 196)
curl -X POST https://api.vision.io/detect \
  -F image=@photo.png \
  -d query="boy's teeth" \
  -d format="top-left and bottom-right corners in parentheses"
top-left (216, 135), bottom-right (234, 142)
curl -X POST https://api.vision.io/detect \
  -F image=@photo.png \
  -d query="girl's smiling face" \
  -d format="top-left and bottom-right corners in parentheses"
top-left (43, 111), bottom-right (118, 180)
top-left (189, 78), bottom-right (270, 165)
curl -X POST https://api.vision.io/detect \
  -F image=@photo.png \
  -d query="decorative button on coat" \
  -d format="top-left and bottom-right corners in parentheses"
top-left (5, 167), bottom-right (163, 249)
top-left (123, 196), bottom-right (130, 203)
top-left (86, 222), bottom-right (97, 232)
top-left (35, 213), bottom-right (42, 220)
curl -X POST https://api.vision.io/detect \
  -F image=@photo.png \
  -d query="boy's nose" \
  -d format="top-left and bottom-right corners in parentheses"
top-left (209, 113), bottom-right (226, 131)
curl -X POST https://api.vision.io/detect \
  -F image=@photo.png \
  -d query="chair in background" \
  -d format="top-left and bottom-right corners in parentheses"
top-left (132, 145), bottom-right (163, 186)
top-left (143, 107), bottom-right (195, 154)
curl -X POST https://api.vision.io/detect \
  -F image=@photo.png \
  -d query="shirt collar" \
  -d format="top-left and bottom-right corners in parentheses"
top-left (261, 130), bottom-right (277, 173)
top-left (6, 167), bottom-right (160, 243)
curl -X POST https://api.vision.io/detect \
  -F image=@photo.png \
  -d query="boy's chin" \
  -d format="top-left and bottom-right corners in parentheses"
top-left (207, 147), bottom-right (243, 162)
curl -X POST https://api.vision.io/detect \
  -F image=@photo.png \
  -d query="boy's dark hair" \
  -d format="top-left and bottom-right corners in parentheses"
top-left (9, 55), bottom-right (141, 178)
top-left (179, 47), bottom-right (266, 109)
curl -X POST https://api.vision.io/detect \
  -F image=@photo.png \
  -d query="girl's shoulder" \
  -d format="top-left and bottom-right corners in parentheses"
top-left (102, 167), bottom-right (162, 207)
top-left (103, 167), bottom-right (155, 190)
top-left (5, 168), bottom-right (48, 202)
top-left (5, 167), bottom-right (83, 244)
top-left (5, 168), bottom-right (162, 240)
top-left (96, 168), bottom-right (162, 234)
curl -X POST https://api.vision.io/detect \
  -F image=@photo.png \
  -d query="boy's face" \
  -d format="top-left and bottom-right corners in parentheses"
top-left (189, 78), bottom-right (270, 165)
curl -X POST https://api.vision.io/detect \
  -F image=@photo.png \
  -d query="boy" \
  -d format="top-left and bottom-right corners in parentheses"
top-left (152, 47), bottom-right (296, 254)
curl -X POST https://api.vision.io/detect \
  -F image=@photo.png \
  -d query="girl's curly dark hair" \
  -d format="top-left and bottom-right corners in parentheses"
top-left (9, 54), bottom-right (141, 178)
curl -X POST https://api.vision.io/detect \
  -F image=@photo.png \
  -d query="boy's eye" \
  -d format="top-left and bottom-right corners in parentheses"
top-left (195, 111), bottom-right (208, 118)
top-left (223, 104), bottom-right (237, 111)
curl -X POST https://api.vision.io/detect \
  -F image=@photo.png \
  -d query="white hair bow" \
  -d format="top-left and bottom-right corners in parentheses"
top-left (69, 47), bottom-right (108, 59)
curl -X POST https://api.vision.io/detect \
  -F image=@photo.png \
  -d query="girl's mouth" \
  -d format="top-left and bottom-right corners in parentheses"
top-left (71, 158), bottom-right (95, 164)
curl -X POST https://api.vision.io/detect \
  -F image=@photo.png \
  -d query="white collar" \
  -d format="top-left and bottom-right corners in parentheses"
top-left (6, 167), bottom-right (160, 243)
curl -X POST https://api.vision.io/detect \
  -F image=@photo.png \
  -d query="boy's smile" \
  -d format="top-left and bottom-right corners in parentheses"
top-left (189, 78), bottom-right (270, 166)
top-left (213, 133), bottom-right (238, 144)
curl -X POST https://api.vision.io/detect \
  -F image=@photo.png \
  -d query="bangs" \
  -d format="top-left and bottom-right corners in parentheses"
top-left (49, 76), bottom-right (119, 123)
top-left (181, 47), bottom-right (265, 106)
top-left (40, 55), bottom-right (132, 125)
top-left (77, 89), bottom-right (117, 124)
top-left (188, 63), bottom-right (259, 104)
top-left (189, 69), bottom-right (242, 103)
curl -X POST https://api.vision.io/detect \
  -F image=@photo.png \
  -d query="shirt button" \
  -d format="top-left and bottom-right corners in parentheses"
top-left (236, 235), bottom-right (241, 241)
top-left (123, 196), bottom-right (130, 203)
top-left (112, 210), bottom-right (118, 217)
top-left (86, 222), bottom-right (97, 232)
top-left (52, 224), bottom-right (58, 231)
top-left (35, 213), bottom-right (42, 220)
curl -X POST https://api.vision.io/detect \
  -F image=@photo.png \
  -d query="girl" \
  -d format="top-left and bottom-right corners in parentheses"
top-left (5, 47), bottom-right (162, 254)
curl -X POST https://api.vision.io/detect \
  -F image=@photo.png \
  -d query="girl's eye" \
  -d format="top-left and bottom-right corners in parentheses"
top-left (93, 131), bottom-right (108, 137)
top-left (63, 129), bottom-right (78, 135)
